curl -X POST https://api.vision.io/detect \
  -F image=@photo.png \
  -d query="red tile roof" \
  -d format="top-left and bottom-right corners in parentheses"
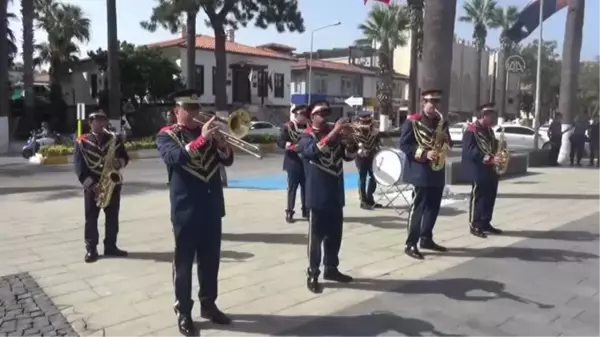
top-left (147, 35), bottom-right (296, 61)
top-left (293, 58), bottom-right (375, 75)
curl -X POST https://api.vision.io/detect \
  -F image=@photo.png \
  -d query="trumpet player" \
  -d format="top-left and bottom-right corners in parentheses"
top-left (354, 110), bottom-right (382, 209)
top-left (398, 89), bottom-right (452, 260)
top-left (461, 103), bottom-right (503, 238)
top-left (156, 89), bottom-right (233, 336)
top-left (297, 101), bottom-right (358, 294)
top-left (276, 105), bottom-right (310, 223)
top-left (73, 111), bottom-right (129, 263)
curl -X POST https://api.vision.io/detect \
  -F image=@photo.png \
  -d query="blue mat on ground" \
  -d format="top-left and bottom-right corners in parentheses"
top-left (229, 172), bottom-right (360, 190)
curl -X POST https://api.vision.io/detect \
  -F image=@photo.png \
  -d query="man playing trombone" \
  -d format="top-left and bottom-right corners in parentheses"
top-left (156, 89), bottom-right (233, 336)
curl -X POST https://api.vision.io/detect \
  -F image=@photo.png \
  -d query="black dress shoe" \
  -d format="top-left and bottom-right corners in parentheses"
top-left (404, 245), bottom-right (424, 260)
top-left (419, 240), bottom-right (447, 252)
top-left (372, 203), bottom-right (383, 208)
top-left (285, 210), bottom-right (295, 224)
top-left (306, 276), bottom-right (323, 294)
top-left (301, 209), bottom-right (309, 218)
top-left (323, 268), bottom-right (353, 283)
top-left (84, 249), bottom-right (99, 263)
top-left (484, 224), bottom-right (503, 235)
top-left (470, 227), bottom-right (488, 238)
top-left (360, 202), bottom-right (373, 210)
top-left (104, 246), bottom-right (128, 257)
top-left (176, 313), bottom-right (198, 336)
top-left (200, 305), bottom-right (231, 325)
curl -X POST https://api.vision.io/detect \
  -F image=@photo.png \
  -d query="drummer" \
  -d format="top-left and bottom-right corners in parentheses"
top-left (355, 110), bottom-right (381, 209)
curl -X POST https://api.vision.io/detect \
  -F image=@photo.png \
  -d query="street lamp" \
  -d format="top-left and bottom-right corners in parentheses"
top-left (307, 21), bottom-right (342, 105)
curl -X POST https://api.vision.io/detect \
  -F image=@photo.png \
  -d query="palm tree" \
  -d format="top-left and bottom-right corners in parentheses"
top-left (493, 6), bottom-right (519, 122)
top-left (35, 1), bottom-right (90, 129)
top-left (0, 0), bottom-right (10, 122)
top-left (420, 0), bottom-right (458, 115)
top-left (459, 0), bottom-right (499, 117)
top-left (358, 3), bottom-right (410, 118)
top-left (22, 0), bottom-right (35, 129)
top-left (557, 0), bottom-right (585, 163)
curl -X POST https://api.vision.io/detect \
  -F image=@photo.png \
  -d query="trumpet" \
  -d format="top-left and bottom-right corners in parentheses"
top-left (193, 109), bottom-right (263, 159)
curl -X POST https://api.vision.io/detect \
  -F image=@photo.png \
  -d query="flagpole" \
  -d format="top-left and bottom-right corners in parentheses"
top-left (532, 0), bottom-right (544, 149)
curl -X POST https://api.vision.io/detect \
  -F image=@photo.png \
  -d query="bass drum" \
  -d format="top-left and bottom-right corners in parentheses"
top-left (372, 148), bottom-right (406, 187)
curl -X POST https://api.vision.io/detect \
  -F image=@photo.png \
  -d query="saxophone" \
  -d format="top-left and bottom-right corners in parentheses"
top-left (430, 109), bottom-right (449, 171)
top-left (494, 127), bottom-right (510, 175)
top-left (96, 132), bottom-right (123, 208)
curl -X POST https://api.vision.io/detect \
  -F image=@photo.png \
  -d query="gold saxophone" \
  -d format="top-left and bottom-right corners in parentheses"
top-left (96, 132), bottom-right (123, 208)
top-left (494, 127), bottom-right (510, 175)
top-left (430, 109), bottom-right (449, 171)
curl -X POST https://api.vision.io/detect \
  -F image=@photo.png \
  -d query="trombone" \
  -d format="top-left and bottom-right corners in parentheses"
top-left (193, 109), bottom-right (263, 159)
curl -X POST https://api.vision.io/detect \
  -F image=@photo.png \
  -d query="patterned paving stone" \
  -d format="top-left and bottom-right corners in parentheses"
top-left (0, 273), bottom-right (78, 337)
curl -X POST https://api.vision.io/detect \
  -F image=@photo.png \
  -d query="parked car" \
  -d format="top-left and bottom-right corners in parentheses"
top-left (492, 124), bottom-right (550, 150)
top-left (247, 121), bottom-right (280, 137)
top-left (448, 122), bottom-right (468, 145)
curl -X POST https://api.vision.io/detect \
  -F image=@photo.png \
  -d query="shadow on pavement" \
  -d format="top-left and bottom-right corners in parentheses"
top-left (344, 215), bottom-right (404, 229)
top-left (426, 246), bottom-right (599, 263)
top-left (207, 312), bottom-right (463, 336)
top-left (4, 181), bottom-right (169, 199)
top-left (498, 192), bottom-right (599, 200)
top-left (500, 229), bottom-right (600, 242)
top-left (222, 233), bottom-right (307, 245)
top-left (327, 277), bottom-right (553, 309)
top-left (127, 250), bottom-right (254, 263)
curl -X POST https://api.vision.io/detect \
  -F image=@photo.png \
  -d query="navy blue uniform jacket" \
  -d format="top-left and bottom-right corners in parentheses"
top-left (73, 132), bottom-right (129, 188)
top-left (156, 125), bottom-right (234, 231)
top-left (461, 122), bottom-right (498, 182)
top-left (276, 121), bottom-right (307, 175)
top-left (398, 113), bottom-right (451, 187)
top-left (296, 126), bottom-right (356, 210)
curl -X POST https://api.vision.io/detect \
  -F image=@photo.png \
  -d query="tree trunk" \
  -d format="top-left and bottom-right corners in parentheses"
top-left (22, 0), bottom-right (35, 130)
top-left (419, 0), bottom-right (457, 117)
top-left (0, 0), bottom-right (9, 119)
top-left (497, 46), bottom-right (509, 122)
top-left (558, 0), bottom-right (585, 164)
top-left (185, 11), bottom-right (197, 89)
top-left (106, 0), bottom-right (121, 127)
top-left (213, 24), bottom-right (228, 111)
top-left (473, 48), bottom-right (482, 119)
top-left (408, 1), bottom-right (424, 114)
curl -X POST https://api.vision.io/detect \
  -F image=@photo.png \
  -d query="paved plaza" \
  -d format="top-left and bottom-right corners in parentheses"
top-left (0, 164), bottom-right (598, 336)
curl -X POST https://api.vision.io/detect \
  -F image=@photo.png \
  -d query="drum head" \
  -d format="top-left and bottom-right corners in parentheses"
top-left (372, 149), bottom-right (404, 187)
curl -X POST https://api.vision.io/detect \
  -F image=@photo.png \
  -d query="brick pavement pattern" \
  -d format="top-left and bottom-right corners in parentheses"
top-left (0, 167), bottom-right (598, 336)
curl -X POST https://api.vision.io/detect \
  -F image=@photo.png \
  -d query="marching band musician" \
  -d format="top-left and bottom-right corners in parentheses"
top-left (354, 110), bottom-right (382, 209)
top-left (297, 100), bottom-right (358, 294)
top-left (73, 111), bottom-right (129, 263)
top-left (276, 105), bottom-right (310, 223)
top-left (461, 103), bottom-right (503, 238)
top-left (156, 89), bottom-right (233, 336)
top-left (398, 89), bottom-right (452, 260)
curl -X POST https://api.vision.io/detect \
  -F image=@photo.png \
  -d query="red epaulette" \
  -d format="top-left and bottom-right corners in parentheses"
top-left (285, 121), bottom-right (294, 128)
top-left (407, 113), bottom-right (421, 121)
top-left (466, 123), bottom-right (477, 132)
top-left (159, 124), bottom-right (176, 133)
top-left (75, 133), bottom-right (89, 143)
top-left (304, 126), bottom-right (313, 134)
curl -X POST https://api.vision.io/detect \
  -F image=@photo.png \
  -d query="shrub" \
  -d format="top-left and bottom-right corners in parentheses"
top-left (40, 139), bottom-right (157, 157)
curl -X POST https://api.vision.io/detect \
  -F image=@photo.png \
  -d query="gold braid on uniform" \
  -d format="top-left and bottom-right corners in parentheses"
top-left (412, 120), bottom-right (435, 158)
top-left (355, 126), bottom-right (380, 153)
top-left (164, 125), bottom-right (220, 182)
top-left (78, 135), bottom-right (114, 176)
top-left (471, 127), bottom-right (498, 157)
top-left (311, 133), bottom-right (344, 176)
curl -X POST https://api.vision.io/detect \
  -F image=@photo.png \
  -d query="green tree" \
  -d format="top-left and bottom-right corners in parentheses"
top-left (492, 5), bottom-right (519, 120)
top-left (0, 0), bottom-right (11, 121)
top-left (88, 41), bottom-right (184, 105)
top-left (518, 40), bottom-right (561, 122)
top-left (578, 58), bottom-right (599, 117)
top-left (141, 0), bottom-right (305, 111)
top-left (4, 11), bottom-right (17, 64)
top-left (21, 0), bottom-right (35, 129)
top-left (459, 0), bottom-right (500, 115)
top-left (358, 3), bottom-right (410, 117)
top-left (420, 0), bottom-right (458, 115)
top-left (34, 0), bottom-right (90, 129)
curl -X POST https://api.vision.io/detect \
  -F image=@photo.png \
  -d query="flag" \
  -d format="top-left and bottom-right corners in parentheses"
top-left (364, 0), bottom-right (391, 5)
top-left (506, 0), bottom-right (568, 44)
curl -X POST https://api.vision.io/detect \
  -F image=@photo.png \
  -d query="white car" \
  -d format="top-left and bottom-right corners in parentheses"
top-left (492, 124), bottom-right (550, 150)
top-left (448, 122), bottom-right (468, 145)
top-left (247, 121), bottom-right (280, 137)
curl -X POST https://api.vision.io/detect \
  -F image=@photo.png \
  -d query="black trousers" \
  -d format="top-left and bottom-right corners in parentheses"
top-left (570, 137), bottom-right (585, 164)
top-left (356, 156), bottom-right (376, 204)
top-left (548, 138), bottom-right (561, 166)
top-left (286, 169), bottom-right (306, 212)
top-left (406, 186), bottom-right (444, 246)
top-left (589, 141), bottom-right (598, 165)
top-left (307, 208), bottom-right (343, 276)
top-left (469, 180), bottom-right (499, 229)
top-left (84, 185), bottom-right (121, 249)
top-left (172, 215), bottom-right (222, 315)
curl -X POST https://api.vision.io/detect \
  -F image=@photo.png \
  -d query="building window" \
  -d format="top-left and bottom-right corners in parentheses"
top-left (195, 65), bottom-right (204, 95)
top-left (212, 67), bottom-right (216, 95)
top-left (274, 73), bottom-right (284, 98)
top-left (258, 70), bottom-right (268, 97)
top-left (90, 74), bottom-right (98, 98)
top-left (315, 76), bottom-right (327, 94)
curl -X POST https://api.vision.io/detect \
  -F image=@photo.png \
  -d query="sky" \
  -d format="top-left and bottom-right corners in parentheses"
top-left (6, 0), bottom-right (600, 64)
